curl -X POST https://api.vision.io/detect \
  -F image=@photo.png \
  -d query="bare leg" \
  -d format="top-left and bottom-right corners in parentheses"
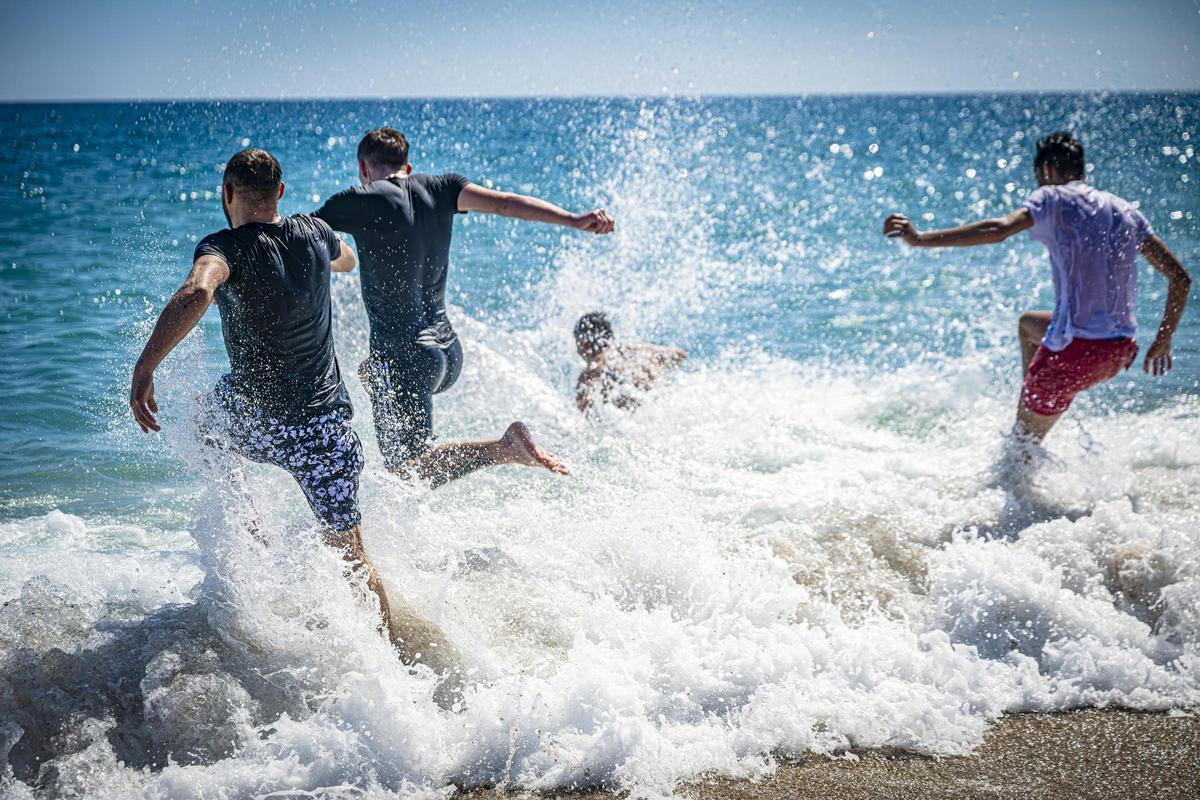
top-left (325, 525), bottom-right (461, 675)
top-left (1013, 402), bottom-right (1063, 445)
top-left (1018, 311), bottom-right (1053, 376)
top-left (402, 422), bottom-right (569, 488)
top-left (1013, 311), bottom-right (1061, 443)
top-left (997, 311), bottom-right (1061, 479)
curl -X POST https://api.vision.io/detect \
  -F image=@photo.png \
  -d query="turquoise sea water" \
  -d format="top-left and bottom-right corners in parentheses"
top-left (2, 94), bottom-right (1197, 520)
top-left (1, 95), bottom-right (1198, 796)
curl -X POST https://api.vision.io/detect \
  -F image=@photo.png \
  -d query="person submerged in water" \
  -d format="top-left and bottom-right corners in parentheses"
top-left (574, 312), bottom-right (687, 413)
top-left (129, 148), bottom-right (455, 675)
top-left (883, 131), bottom-right (1191, 448)
top-left (315, 127), bottom-right (615, 488)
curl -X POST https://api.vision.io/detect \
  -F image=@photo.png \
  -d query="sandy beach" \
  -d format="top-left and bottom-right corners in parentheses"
top-left (468, 711), bottom-right (1200, 800)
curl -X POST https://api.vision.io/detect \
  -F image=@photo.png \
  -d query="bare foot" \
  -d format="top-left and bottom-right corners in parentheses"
top-left (499, 422), bottom-right (569, 475)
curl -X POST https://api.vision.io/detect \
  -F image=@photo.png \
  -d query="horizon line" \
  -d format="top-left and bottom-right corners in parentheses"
top-left (2, 87), bottom-right (1198, 106)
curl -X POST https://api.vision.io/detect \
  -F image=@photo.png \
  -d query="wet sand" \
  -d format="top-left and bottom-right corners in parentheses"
top-left (468, 710), bottom-right (1200, 800)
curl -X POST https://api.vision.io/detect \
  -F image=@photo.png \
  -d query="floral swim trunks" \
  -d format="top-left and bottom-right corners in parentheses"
top-left (200, 376), bottom-right (364, 531)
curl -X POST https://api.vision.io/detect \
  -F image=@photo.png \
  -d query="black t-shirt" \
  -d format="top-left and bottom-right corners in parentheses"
top-left (314, 173), bottom-right (469, 353)
top-left (194, 215), bottom-right (351, 422)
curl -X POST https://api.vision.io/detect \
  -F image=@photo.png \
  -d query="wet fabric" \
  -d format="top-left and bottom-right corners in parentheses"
top-left (194, 215), bottom-right (351, 423)
top-left (358, 338), bottom-right (465, 470)
top-left (314, 173), bottom-right (470, 353)
top-left (201, 375), bottom-right (364, 531)
top-left (1021, 181), bottom-right (1154, 352)
top-left (1021, 336), bottom-right (1139, 416)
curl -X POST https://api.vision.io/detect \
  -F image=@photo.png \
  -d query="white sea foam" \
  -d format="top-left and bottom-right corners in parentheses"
top-left (2, 338), bottom-right (1197, 797)
top-left (3, 102), bottom-right (1199, 798)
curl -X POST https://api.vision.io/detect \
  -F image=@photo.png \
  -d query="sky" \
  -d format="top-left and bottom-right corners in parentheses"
top-left (1, 0), bottom-right (1197, 101)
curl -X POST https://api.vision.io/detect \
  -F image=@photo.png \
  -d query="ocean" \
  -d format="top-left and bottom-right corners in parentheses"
top-left (0, 94), bottom-right (1197, 797)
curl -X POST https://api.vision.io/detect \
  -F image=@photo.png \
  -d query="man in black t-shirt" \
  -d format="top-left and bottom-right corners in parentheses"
top-left (130, 149), bottom-right (453, 669)
top-left (316, 127), bottom-right (614, 487)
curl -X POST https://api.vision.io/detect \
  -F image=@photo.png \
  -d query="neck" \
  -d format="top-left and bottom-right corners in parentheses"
top-left (232, 208), bottom-right (281, 227)
top-left (364, 165), bottom-right (409, 182)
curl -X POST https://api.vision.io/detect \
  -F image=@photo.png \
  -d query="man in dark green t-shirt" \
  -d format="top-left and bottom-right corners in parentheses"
top-left (316, 127), bottom-right (615, 487)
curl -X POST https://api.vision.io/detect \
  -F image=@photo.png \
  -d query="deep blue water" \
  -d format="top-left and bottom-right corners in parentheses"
top-left (0, 94), bottom-right (1197, 520)
top-left (2, 95), bottom-right (1199, 798)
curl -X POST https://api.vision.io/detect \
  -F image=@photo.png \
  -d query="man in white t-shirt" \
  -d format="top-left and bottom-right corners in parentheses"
top-left (883, 132), bottom-right (1191, 445)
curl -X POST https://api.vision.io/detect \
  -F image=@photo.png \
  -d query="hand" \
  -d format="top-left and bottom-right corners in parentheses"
top-left (883, 213), bottom-right (922, 245)
top-left (1143, 336), bottom-right (1173, 376)
top-left (130, 365), bottom-right (161, 432)
top-left (572, 209), bottom-right (615, 234)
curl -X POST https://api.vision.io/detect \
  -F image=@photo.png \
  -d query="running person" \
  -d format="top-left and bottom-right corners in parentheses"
top-left (129, 148), bottom-right (452, 668)
top-left (883, 132), bottom-right (1191, 446)
top-left (315, 127), bottom-right (614, 487)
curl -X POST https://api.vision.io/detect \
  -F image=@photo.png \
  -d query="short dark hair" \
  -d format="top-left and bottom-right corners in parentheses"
top-left (223, 148), bottom-right (282, 207)
top-left (358, 127), bottom-right (409, 170)
top-left (1034, 132), bottom-right (1085, 179)
top-left (574, 312), bottom-right (614, 349)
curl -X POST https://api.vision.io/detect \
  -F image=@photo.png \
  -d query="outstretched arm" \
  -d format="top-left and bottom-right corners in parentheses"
top-left (457, 183), bottom-right (614, 234)
top-left (643, 344), bottom-right (686, 368)
top-left (1139, 235), bottom-right (1192, 376)
top-left (130, 254), bottom-right (230, 432)
top-left (882, 208), bottom-right (1032, 247)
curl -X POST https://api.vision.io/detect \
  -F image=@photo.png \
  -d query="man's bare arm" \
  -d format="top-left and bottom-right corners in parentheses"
top-left (654, 345), bottom-right (687, 367)
top-left (576, 370), bottom-right (599, 413)
top-left (1139, 235), bottom-right (1192, 377)
top-left (331, 239), bottom-right (357, 273)
top-left (882, 208), bottom-right (1032, 247)
top-left (457, 183), bottom-right (614, 234)
top-left (130, 254), bottom-right (230, 432)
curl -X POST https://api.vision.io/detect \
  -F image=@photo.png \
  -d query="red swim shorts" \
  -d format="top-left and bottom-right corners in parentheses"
top-left (1021, 337), bottom-right (1139, 416)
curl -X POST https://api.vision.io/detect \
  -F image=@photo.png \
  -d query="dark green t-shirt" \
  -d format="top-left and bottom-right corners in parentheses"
top-left (314, 173), bottom-right (469, 354)
top-left (194, 214), bottom-right (351, 422)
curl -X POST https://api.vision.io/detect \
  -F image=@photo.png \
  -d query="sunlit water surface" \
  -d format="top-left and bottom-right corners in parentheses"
top-left (1, 94), bottom-right (1198, 797)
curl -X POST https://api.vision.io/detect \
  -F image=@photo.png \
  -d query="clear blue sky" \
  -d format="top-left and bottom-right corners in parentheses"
top-left (1, 0), bottom-right (1197, 100)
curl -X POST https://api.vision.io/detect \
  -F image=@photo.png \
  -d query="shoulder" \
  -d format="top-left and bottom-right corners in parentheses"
top-left (315, 185), bottom-right (371, 216)
top-left (1104, 191), bottom-right (1154, 237)
top-left (1103, 189), bottom-right (1139, 214)
top-left (195, 228), bottom-right (238, 259)
top-left (1019, 184), bottom-right (1062, 224)
top-left (287, 213), bottom-right (334, 235)
top-left (1023, 184), bottom-right (1059, 205)
top-left (328, 185), bottom-right (359, 201)
top-left (417, 172), bottom-right (471, 192)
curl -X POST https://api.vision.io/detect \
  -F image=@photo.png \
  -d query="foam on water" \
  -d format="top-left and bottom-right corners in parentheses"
top-left (2, 97), bottom-right (1199, 797)
top-left (3, 338), bottom-right (1198, 797)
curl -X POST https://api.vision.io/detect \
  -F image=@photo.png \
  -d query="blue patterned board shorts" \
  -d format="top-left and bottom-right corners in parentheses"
top-left (201, 376), bottom-right (364, 531)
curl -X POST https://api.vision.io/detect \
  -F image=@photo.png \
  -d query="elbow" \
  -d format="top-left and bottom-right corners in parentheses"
top-left (989, 222), bottom-right (1017, 243)
top-left (1171, 267), bottom-right (1193, 295)
top-left (177, 281), bottom-right (215, 307)
top-left (500, 192), bottom-right (523, 217)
